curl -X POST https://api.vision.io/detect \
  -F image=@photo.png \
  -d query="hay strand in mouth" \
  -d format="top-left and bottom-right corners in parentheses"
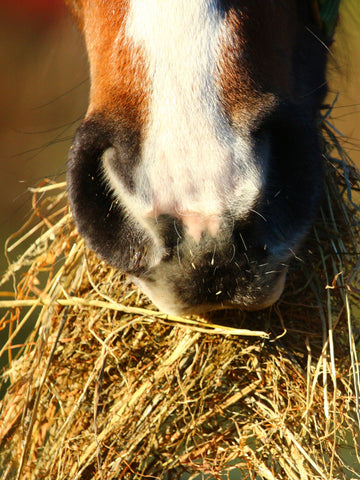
top-left (0, 117), bottom-right (360, 479)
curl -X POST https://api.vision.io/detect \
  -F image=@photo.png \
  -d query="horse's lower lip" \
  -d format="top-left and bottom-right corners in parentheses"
top-left (240, 268), bottom-right (287, 311)
top-left (133, 267), bottom-right (288, 317)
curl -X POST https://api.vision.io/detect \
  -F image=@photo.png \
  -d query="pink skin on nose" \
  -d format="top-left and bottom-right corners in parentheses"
top-left (146, 209), bottom-right (221, 243)
top-left (179, 212), bottom-right (221, 242)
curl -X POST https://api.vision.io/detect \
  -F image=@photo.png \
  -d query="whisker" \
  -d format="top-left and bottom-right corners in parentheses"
top-left (173, 219), bottom-right (182, 240)
top-left (239, 233), bottom-right (247, 251)
top-left (211, 243), bottom-right (216, 266)
top-left (32, 78), bottom-right (89, 110)
top-left (305, 26), bottom-right (335, 59)
top-left (250, 208), bottom-right (267, 222)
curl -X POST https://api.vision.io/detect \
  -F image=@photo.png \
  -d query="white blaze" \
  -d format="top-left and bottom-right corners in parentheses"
top-left (104, 0), bottom-right (264, 243)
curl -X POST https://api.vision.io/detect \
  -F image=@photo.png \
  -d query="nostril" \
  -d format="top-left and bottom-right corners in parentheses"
top-left (67, 117), bottom-right (152, 274)
top-left (102, 145), bottom-right (137, 194)
top-left (67, 118), bottom-right (112, 195)
top-left (68, 118), bottom-right (112, 170)
top-left (67, 120), bottom-right (112, 226)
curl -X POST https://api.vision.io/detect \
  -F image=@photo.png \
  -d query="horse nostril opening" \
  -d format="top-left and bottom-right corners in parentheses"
top-left (67, 118), bottom-right (153, 275)
top-left (102, 145), bottom-right (138, 194)
top-left (67, 119), bottom-right (114, 202)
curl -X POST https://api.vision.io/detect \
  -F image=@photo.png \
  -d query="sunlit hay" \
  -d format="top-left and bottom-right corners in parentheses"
top-left (0, 115), bottom-right (360, 480)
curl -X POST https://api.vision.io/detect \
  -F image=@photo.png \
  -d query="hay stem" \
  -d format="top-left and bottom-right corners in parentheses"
top-left (1, 113), bottom-right (360, 478)
top-left (14, 304), bottom-right (68, 480)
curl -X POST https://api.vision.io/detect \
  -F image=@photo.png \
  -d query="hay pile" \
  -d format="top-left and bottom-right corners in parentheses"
top-left (0, 116), bottom-right (360, 479)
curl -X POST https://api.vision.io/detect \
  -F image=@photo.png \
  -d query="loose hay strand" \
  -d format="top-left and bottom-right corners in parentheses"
top-left (0, 115), bottom-right (360, 479)
top-left (0, 298), bottom-right (269, 339)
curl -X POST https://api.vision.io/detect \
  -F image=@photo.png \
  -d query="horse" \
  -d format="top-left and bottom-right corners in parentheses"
top-left (66, 0), bottom-right (336, 315)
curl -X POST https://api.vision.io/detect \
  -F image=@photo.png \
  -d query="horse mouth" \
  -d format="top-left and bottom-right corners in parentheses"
top-left (133, 260), bottom-right (288, 317)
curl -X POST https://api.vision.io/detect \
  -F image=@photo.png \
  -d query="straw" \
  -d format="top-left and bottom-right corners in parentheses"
top-left (0, 115), bottom-right (359, 479)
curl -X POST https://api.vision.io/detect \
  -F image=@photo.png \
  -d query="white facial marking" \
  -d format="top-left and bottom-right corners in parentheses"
top-left (104, 0), bottom-right (265, 246)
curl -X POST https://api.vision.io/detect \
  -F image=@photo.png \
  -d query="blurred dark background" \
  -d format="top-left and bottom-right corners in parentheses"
top-left (0, 0), bottom-right (359, 276)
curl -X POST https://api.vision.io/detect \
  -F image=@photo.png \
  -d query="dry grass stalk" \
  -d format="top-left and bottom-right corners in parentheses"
top-left (0, 118), bottom-right (360, 479)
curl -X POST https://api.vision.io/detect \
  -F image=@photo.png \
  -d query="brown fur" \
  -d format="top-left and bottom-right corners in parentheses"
top-left (74, 0), bottom-right (149, 132)
top-left (219, 2), bottom-right (298, 127)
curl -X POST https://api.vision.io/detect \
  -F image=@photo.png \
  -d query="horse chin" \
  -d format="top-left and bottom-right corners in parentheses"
top-left (133, 266), bottom-right (288, 317)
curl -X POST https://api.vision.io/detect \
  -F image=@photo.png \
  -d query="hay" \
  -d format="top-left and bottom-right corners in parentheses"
top-left (0, 114), bottom-right (360, 479)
